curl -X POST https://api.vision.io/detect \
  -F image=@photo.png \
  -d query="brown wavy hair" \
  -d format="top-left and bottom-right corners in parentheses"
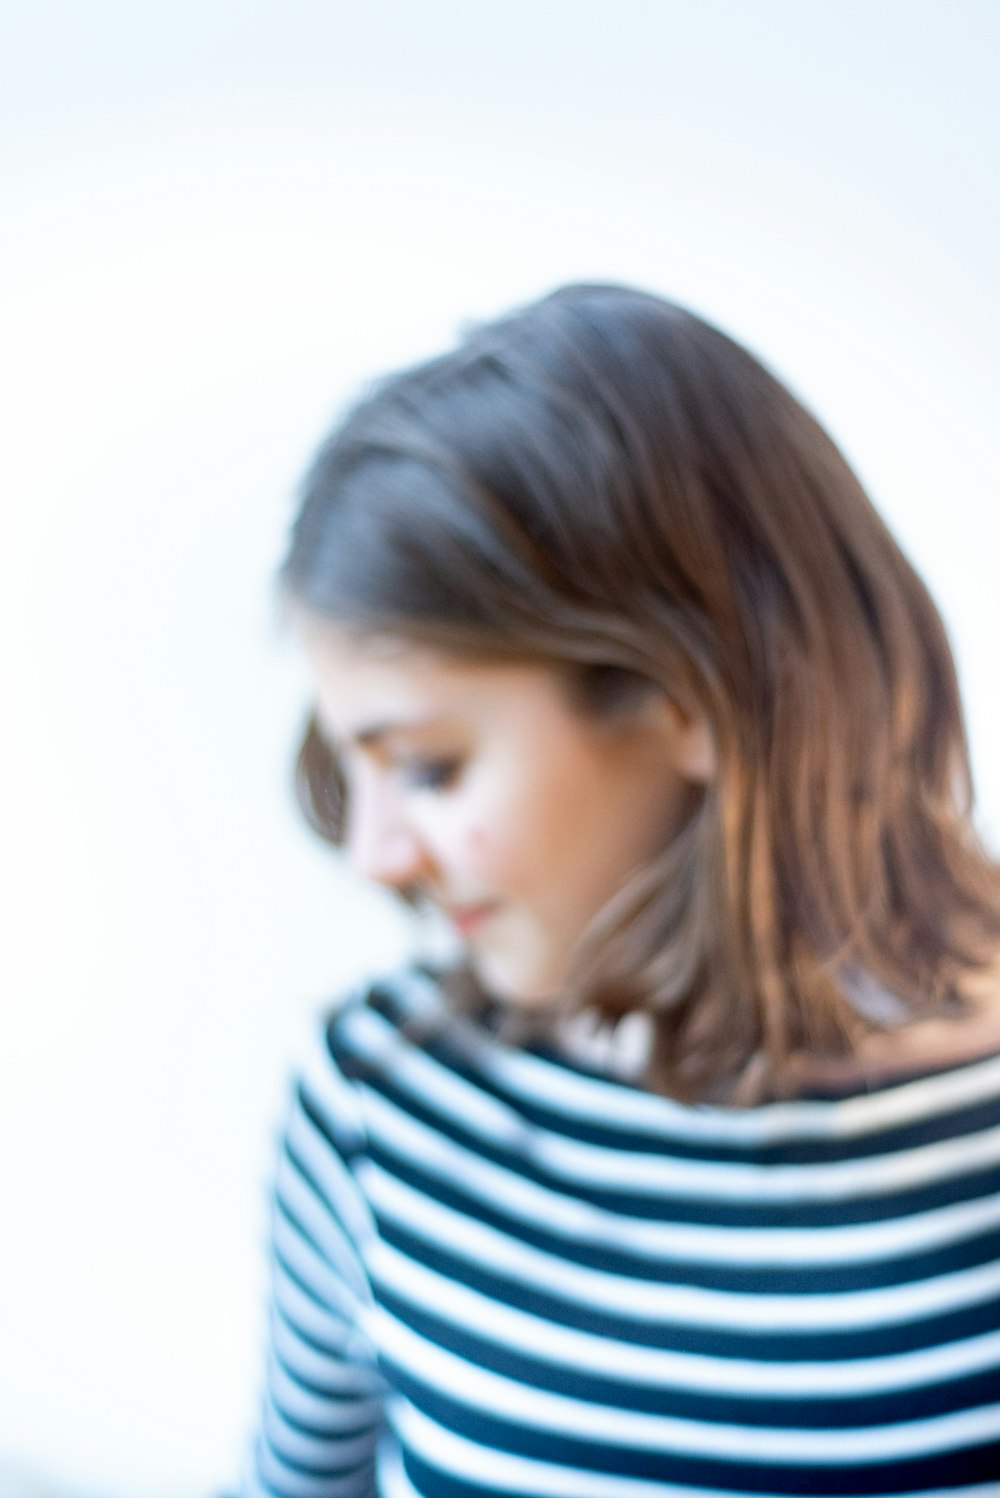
top-left (281, 283), bottom-right (1000, 1101)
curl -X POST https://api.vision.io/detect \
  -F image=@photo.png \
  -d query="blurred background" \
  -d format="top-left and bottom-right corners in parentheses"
top-left (1, 2), bottom-right (998, 1493)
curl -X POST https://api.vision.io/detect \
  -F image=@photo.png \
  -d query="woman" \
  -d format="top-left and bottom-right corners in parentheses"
top-left (245, 284), bottom-right (1000, 1496)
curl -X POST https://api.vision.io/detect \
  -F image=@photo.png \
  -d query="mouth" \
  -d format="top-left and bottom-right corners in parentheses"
top-left (442, 901), bottom-right (500, 937)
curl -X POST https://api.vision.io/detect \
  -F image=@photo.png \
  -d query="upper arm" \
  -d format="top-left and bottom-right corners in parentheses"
top-left (244, 1011), bottom-right (387, 1498)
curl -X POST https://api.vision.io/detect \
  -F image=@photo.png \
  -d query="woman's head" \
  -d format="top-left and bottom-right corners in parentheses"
top-left (301, 624), bottom-right (714, 1008)
top-left (283, 283), bottom-right (1000, 1098)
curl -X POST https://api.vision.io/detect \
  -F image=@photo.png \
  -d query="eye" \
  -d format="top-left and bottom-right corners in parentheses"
top-left (399, 756), bottom-right (463, 793)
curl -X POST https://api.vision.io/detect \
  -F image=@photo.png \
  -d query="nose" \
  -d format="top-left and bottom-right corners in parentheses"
top-left (345, 777), bottom-right (429, 892)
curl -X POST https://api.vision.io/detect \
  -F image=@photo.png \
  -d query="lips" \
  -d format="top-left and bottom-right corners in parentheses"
top-left (443, 901), bottom-right (500, 936)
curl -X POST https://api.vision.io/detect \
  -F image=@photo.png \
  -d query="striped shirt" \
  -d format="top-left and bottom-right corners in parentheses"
top-left (243, 966), bottom-right (1000, 1497)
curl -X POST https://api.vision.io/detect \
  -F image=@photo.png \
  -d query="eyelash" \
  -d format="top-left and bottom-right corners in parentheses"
top-left (400, 757), bottom-right (462, 793)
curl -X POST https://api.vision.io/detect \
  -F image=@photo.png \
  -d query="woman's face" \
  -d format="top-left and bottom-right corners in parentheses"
top-left (303, 625), bottom-right (714, 1005)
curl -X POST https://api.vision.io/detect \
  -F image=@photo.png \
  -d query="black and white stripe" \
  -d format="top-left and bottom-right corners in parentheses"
top-left (245, 967), bottom-right (1000, 1496)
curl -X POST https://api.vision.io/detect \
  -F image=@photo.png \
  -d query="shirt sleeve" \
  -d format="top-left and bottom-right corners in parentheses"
top-left (242, 1007), bottom-right (387, 1498)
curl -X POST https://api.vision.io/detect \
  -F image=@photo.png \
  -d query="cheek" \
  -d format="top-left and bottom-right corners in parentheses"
top-left (450, 757), bottom-right (566, 892)
top-left (461, 823), bottom-right (526, 889)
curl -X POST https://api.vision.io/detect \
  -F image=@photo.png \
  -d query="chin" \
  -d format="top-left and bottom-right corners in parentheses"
top-left (470, 947), bottom-right (564, 1008)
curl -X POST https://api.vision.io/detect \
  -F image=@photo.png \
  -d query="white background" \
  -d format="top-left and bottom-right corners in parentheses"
top-left (1, 3), bottom-right (998, 1494)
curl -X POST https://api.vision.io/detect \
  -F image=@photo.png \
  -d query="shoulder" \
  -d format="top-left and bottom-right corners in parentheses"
top-left (786, 963), bottom-right (1000, 1098)
top-left (323, 961), bottom-right (447, 1051)
top-left (306, 963), bottom-right (452, 1099)
top-left (278, 965), bottom-right (448, 1170)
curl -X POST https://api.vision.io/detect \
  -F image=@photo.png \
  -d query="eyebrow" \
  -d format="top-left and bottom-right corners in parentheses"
top-left (319, 715), bottom-right (450, 752)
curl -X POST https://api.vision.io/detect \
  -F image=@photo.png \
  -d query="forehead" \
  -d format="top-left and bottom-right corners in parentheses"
top-left (299, 622), bottom-right (558, 741)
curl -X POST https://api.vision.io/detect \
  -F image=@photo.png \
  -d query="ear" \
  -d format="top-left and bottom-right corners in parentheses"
top-left (650, 696), bottom-right (717, 785)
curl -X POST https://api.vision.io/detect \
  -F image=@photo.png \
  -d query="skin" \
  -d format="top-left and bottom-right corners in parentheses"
top-left (302, 623), bottom-right (715, 1005)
